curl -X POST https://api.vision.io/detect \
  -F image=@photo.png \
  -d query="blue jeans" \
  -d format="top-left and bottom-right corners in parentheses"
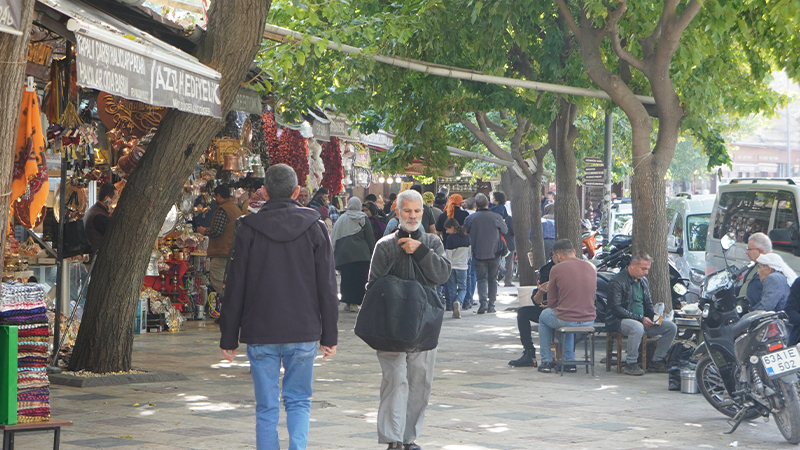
top-left (538, 309), bottom-right (594, 363)
top-left (247, 342), bottom-right (318, 450)
top-left (465, 257), bottom-right (477, 305)
top-left (445, 269), bottom-right (468, 309)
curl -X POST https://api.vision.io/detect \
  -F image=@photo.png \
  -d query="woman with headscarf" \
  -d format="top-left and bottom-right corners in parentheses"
top-left (435, 193), bottom-right (468, 234)
top-left (332, 198), bottom-right (376, 312)
top-left (362, 201), bottom-right (386, 242)
top-left (753, 253), bottom-right (797, 312)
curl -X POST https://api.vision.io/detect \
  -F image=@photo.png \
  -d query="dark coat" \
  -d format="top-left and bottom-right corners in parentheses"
top-left (606, 269), bottom-right (654, 332)
top-left (464, 209), bottom-right (508, 261)
top-left (334, 221), bottom-right (376, 269)
top-left (786, 278), bottom-right (800, 345)
top-left (435, 207), bottom-right (469, 232)
top-left (220, 199), bottom-right (339, 349)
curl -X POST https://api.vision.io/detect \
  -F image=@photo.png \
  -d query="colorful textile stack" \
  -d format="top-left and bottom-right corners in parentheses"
top-left (0, 282), bottom-right (50, 422)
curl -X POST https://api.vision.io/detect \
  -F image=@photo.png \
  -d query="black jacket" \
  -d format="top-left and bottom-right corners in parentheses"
top-left (606, 269), bottom-right (654, 332)
top-left (220, 198), bottom-right (339, 349)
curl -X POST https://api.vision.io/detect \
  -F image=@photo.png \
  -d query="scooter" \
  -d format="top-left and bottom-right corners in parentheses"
top-left (689, 233), bottom-right (800, 443)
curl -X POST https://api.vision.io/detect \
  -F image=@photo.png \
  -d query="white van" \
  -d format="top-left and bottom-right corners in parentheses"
top-left (666, 193), bottom-right (715, 299)
top-left (705, 178), bottom-right (800, 276)
top-left (609, 199), bottom-right (632, 237)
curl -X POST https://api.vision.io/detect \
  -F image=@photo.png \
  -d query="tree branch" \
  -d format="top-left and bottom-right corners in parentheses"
top-left (456, 113), bottom-right (512, 161)
top-left (484, 115), bottom-right (509, 138)
top-left (607, 0), bottom-right (646, 72)
top-left (554, 0), bottom-right (581, 37)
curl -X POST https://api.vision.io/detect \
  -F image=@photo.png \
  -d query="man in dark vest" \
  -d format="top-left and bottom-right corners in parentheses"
top-left (198, 185), bottom-right (241, 296)
top-left (83, 183), bottom-right (116, 255)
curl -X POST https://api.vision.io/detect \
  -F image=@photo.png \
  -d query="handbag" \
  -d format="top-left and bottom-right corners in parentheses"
top-left (354, 255), bottom-right (444, 352)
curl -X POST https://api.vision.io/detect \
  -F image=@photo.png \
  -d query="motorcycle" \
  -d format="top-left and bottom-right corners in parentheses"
top-left (689, 233), bottom-right (800, 443)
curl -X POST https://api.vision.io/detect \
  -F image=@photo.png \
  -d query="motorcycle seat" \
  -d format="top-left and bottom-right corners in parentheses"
top-left (731, 310), bottom-right (778, 338)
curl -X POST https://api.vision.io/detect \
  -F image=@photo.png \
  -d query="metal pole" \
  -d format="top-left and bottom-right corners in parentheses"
top-left (262, 24), bottom-right (657, 106)
top-left (788, 76), bottom-right (792, 177)
top-left (603, 110), bottom-right (613, 242)
top-left (52, 44), bottom-right (71, 366)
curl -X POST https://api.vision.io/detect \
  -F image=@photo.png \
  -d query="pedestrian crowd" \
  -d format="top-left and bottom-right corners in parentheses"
top-left (212, 164), bottom-right (699, 450)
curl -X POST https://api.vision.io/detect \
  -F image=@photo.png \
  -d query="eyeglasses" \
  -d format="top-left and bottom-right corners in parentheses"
top-left (746, 247), bottom-right (758, 252)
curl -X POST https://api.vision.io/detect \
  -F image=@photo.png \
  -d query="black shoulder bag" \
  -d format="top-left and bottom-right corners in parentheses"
top-left (354, 253), bottom-right (444, 352)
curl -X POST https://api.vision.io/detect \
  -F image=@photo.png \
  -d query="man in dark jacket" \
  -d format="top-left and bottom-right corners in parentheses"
top-left (606, 251), bottom-right (677, 376)
top-left (464, 193), bottom-right (508, 314)
top-left (84, 183), bottom-right (116, 255)
top-left (220, 164), bottom-right (338, 450)
top-left (368, 189), bottom-right (451, 450)
top-left (491, 192), bottom-right (516, 287)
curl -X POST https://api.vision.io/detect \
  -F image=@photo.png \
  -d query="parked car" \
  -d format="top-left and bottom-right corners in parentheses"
top-left (705, 178), bottom-right (800, 276)
top-left (666, 193), bottom-right (715, 301)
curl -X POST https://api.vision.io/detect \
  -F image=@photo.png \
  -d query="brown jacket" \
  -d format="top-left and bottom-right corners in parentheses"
top-left (207, 200), bottom-right (242, 258)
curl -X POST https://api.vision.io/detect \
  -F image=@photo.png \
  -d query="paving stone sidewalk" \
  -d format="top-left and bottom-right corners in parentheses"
top-left (13, 286), bottom-right (793, 449)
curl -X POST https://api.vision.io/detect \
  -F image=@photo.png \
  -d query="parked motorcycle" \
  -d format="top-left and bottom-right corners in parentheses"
top-left (690, 234), bottom-right (800, 443)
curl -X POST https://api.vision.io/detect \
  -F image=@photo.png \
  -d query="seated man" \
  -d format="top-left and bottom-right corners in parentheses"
top-left (508, 260), bottom-right (553, 368)
top-left (537, 239), bottom-right (597, 373)
top-left (606, 251), bottom-right (678, 376)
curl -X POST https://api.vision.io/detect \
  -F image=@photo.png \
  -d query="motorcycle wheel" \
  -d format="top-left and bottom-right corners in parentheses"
top-left (772, 379), bottom-right (800, 444)
top-left (696, 356), bottom-right (759, 420)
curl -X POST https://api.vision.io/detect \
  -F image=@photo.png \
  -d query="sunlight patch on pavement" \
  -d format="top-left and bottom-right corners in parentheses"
top-left (684, 423), bottom-right (702, 427)
top-left (490, 344), bottom-right (523, 349)
top-left (178, 394), bottom-right (208, 402)
top-left (315, 378), bottom-right (343, 382)
top-left (443, 445), bottom-right (496, 450)
top-left (478, 423), bottom-right (510, 433)
top-left (594, 385), bottom-right (618, 390)
top-left (211, 360), bottom-right (250, 369)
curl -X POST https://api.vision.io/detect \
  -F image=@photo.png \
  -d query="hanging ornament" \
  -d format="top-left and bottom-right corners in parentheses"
top-left (321, 137), bottom-right (343, 195)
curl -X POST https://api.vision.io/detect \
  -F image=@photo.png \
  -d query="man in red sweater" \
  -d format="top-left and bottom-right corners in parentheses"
top-left (537, 239), bottom-right (597, 373)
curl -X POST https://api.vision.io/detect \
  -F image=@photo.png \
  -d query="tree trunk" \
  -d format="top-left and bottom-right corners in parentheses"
top-left (508, 172), bottom-right (537, 285)
top-left (0, 0), bottom-right (36, 252)
top-left (69, 0), bottom-right (272, 372)
top-left (631, 160), bottom-right (671, 310)
top-left (551, 99), bottom-right (581, 252)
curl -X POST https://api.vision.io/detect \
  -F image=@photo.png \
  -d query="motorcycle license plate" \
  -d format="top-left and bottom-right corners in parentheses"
top-left (761, 347), bottom-right (800, 377)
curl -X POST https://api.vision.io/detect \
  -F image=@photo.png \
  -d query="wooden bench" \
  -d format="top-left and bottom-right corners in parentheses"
top-left (1, 419), bottom-right (72, 450)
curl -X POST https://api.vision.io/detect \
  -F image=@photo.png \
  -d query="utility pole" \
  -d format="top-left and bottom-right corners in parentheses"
top-left (603, 110), bottom-right (613, 242)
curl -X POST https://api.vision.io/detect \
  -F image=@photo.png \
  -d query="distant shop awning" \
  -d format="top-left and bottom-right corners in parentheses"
top-left (40, 0), bottom-right (222, 118)
top-left (0, 0), bottom-right (23, 35)
top-left (232, 86), bottom-right (261, 115)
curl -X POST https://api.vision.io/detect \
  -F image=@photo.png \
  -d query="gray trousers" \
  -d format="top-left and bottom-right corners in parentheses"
top-left (475, 257), bottom-right (500, 308)
top-left (619, 318), bottom-right (678, 364)
top-left (377, 349), bottom-right (437, 444)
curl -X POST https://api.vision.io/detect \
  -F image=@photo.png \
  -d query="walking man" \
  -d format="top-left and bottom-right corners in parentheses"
top-left (219, 164), bottom-right (339, 450)
top-left (197, 184), bottom-right (241, 296)
top-left (464, 193), bottom-right (508, 313)
top-left (368, 189), bottom-right (451, 450)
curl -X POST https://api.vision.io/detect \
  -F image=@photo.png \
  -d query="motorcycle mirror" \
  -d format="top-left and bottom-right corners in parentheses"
top-left (673, 284), bottom-right (688, 296)
top-left (721, 233), bottom-right (735, 251)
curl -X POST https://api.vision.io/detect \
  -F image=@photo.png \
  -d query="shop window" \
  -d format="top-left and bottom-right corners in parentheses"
top-left (713, 191), bottom-right (775, 243)
top-left (774, 191), bottom-right (799, 240)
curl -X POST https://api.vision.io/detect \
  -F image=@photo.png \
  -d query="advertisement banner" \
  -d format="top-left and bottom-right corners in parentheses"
top-left (73, 34), bottom-right (222, 118)
top-left (0, 0), bottom-right (22, 36)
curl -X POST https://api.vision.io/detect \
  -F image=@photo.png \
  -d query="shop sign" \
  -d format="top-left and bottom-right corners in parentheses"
top-left (354, 145), bottom-right (370, 168)
top-left (361, 131), bottom-right (393, 149)
top-left (231, 86), bottom-right (262, 115)
top-left (312, 120), bottom-right (330, 141)
top-left (0, 0), bottom-right (22, 36)
top-left (73, 33), bottom-right (222, 118)
top-left (96, 92), bottom-right (167, 138)
top-left (329, 115), bottom-right (360, 140)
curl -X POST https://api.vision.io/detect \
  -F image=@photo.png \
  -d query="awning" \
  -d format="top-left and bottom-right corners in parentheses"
top-left (39, 0), bottom-right (222, 118)
top-left (0, 0), bottom-right (23, 35)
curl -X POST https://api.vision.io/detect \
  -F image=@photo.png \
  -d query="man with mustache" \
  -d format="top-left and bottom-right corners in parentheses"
top-left (367, 189), bottom-right (451, 450)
